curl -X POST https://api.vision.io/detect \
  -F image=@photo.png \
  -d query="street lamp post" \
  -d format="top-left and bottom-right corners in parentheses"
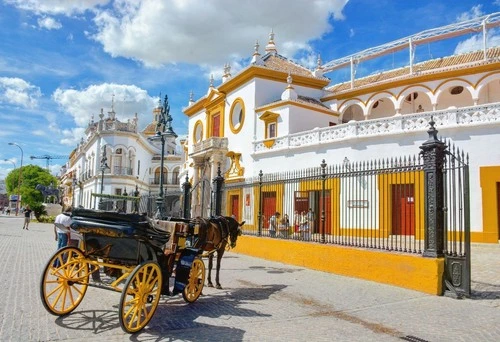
top-left (4, 159), bottom-right (16, 169)
top-left (4, 159), bottom-right (16, 209)
top-left (99, 145), bottom-right (110, 209)
top-left (72, 173), bottom-right (77, 207)
top-left (8, 142), bottom-right (23, 215)
top-left (148, 94), bottom-right (177, 219)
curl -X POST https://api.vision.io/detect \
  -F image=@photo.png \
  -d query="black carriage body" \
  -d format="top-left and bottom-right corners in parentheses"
top-left (71, 208), bottom-right (169, 268)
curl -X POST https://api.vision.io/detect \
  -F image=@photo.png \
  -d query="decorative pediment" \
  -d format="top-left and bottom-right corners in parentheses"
top-left (206, 88), bottom-right (222, 103)
top-left (259, 110), bottom-right (280, 122)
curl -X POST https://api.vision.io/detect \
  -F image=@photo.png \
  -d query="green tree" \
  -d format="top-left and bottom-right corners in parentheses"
top-left (5, 165), bottom-right (59, 218)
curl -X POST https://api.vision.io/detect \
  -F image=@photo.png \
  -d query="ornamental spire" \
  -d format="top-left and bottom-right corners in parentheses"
top-left (265, 29), bottom-right (277, 54)
top-left (251, 40), bottom-right (261, 64)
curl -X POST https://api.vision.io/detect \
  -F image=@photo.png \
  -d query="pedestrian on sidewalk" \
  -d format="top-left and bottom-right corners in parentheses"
top-left (22, 205), bottom-right (32, 230)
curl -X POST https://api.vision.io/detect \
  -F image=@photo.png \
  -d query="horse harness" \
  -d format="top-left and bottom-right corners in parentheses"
top-left (197, 216), bottom-right (231, 252)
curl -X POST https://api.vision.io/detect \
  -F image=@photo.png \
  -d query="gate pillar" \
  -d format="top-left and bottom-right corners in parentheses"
top-left (182, 174), bottom-right (192, 219)
top-left (420, 117), bottom-right (447, 258)
top-left (212, 164), bottom-right (224, 216)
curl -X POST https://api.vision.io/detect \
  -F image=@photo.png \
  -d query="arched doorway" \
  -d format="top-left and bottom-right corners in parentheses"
top-left (341, 103), bottom-right (364, 123)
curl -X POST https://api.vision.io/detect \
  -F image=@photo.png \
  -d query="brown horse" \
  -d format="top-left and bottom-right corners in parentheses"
top-left (194, 216), bottom-right (244, 289)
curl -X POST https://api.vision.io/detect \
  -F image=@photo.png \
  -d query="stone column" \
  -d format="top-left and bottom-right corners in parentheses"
top-left (192, 161), bottom-right (201, 217)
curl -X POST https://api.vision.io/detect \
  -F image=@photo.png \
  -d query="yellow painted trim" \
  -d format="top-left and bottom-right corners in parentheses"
top-left (229, 97), bottom-right (245, 134)
top-left (232, 236), bottom-right (444, 295)
top-left (297, 178), bottom-right (340, 232)
top-left (184, 98), bottom-right (206, 116)
top-left (397, 84), bottom-right (435, 98)
top-left (206, 104), bottom-right (225, 138)
top-left (479, 166), bottom-right (500, 242)
top-left (219, 66), bottom-right (330, 94)
top-left (260, 111), bottom-right (280, 139)
top-left (322, 62), bottom-right (500, 102)
top-left (225, 188), bottom-right (243, 218)
top-left (256, 100), bottom-right (339, 116)
top-left (263, 139), bottom-right (275, 148)
top-left (338, 97), bottom-right (364, 112)
top-left (474, 71), bottom-right (500, 87)
top-left (378, 171), bottom-right (425, 239)
top-left (192, 120), bottom-right (203, 145)
top-left (225, 151), bottom-right (245, 178)
top-left (434, 77), bottom-right (475, 92)
top-left (261, 183), bottom-right (285, 213)
top-left (365, 90), bottom-right (396, 106)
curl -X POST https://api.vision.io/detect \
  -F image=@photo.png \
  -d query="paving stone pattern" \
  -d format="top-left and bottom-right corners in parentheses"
top-left (0, 216), bottom-right (498, 341)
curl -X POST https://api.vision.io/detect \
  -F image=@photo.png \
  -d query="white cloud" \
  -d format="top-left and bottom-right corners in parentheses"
top-left (4, 0), bottom-right (110, 15)
top-left (456, 5), bottom-right (484, 22)
top-left (454, 29), bottom-right (500, 54)
top-left (60, 127), bottom-right (86, 146)
top-left (4, 0), bottom-right (349, 70)
top-left (0, 77), bottom-right (41, 108)
top-left (37, 16), bottom-right (62, 30)
top-left (52, 83), bottom-right (157, 142)
top-left (91, 0), bottom-right (349, 67)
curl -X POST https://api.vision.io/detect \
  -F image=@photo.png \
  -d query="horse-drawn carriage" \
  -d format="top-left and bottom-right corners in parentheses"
top-left (39, 208), bottom-right (243, 333)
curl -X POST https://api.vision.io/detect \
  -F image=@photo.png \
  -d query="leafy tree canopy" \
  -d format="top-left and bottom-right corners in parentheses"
top-left (4, 165), bottom-right (58, 208)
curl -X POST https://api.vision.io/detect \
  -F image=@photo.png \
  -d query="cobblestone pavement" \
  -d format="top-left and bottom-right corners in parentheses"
top-left (0, 216), bottom-right (498, 341)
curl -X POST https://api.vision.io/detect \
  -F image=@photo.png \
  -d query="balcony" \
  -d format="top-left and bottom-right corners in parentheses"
top-left (149, 178), bottom-right (180, 185)
top-left (190, 137), bottom-right (228, 158)
top-left (113, 166), bottom-right (133, 176)
top-left (253, 103), bottom-right (500, 153)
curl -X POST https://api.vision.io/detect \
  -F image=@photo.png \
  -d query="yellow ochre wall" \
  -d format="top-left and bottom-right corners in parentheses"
top-left (232, 236), bottom-right (444, 295)
top-left (478, 166), bottom-right (500, 243)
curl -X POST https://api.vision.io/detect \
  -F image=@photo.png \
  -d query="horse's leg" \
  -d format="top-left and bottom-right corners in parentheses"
top-left (206, 254), bottom-right (214, 287)
top-left (215, 250), bottom-right (224, 289)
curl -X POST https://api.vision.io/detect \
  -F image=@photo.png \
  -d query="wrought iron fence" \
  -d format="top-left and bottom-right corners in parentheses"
top-left (443, 142), bottom-right (470, 295)
top-left (222, 123), bottom-right (469, 260)
top-left (225, 155), bottom-right (426, 254)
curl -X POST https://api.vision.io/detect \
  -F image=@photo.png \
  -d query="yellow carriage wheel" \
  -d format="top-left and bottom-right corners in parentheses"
top-left (119, 261), bottom-right (162, 333)
top-left (40, 246), bottom-right (89, 315)
top-left (182, 257), bottom-right (205, 303)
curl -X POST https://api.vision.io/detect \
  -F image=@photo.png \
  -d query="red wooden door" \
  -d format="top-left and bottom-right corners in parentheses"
top-left (262, 192), bottom-right (276, 228)
top-left (392, 184), bottom-right (415, 235)
top-left (212, 114), bottom-right (220, 137)
top-left (319, 192), bottom-right (331, 234)
top-left (231, 195), bottom-right (239, 220)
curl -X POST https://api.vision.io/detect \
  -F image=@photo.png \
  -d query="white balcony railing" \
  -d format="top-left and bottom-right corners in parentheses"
top-left (253, 103), bottom-right (500, 153)
top-left (191, 137), bottom-right (229, 155)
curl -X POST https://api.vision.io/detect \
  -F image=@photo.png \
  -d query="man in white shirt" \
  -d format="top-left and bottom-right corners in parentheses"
top-left (54, 207), bottom-right (72, 250)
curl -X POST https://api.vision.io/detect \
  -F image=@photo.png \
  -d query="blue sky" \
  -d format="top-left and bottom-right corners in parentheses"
top-left (0, 0), bottom-right (499, 177)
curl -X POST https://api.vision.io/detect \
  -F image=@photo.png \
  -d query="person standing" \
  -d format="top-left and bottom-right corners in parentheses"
top-left (54, 207), bottom-right (72, 250)
top-left (268, 212), bottom-right (280, 237)
top-left (22, 205), bottom-right (32, 230)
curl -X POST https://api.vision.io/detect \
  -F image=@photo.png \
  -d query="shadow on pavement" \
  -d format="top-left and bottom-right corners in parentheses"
top-left (55, 309), bottom-right (120, 333)
top-left (52, 284), bottom-right (286, 340)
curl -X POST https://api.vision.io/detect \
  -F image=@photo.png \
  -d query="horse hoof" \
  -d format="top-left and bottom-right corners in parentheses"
top-left (216, 284), bottom-right (222, 290)
top-left (207, 283), bottom-right (214, 287)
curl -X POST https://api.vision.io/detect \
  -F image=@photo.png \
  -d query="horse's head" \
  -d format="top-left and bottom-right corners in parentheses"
top-left (227, 217), bottom-right (244, 248)
top-left (35, 184), bottom-right (43, 191)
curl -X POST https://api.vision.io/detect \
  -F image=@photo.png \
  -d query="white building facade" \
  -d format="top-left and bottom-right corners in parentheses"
top-left (183, 16), bottom-right (500, 243)
top-left (60, 100), bottom-right (185, 214)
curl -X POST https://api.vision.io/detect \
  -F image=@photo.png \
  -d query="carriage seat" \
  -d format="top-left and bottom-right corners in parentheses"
top-left (71, 208), bottom-right (152, 238)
